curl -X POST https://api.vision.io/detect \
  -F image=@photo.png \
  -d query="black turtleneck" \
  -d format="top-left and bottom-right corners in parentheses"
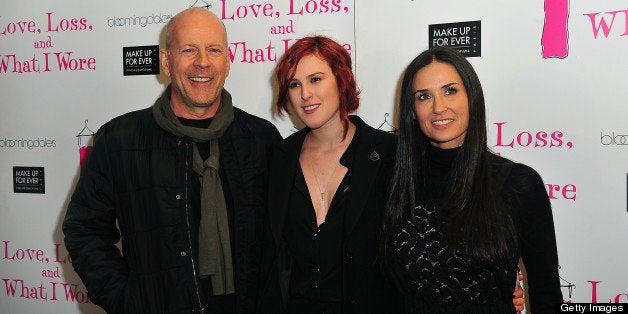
top-left (421, 144), bottom-right (460, 203)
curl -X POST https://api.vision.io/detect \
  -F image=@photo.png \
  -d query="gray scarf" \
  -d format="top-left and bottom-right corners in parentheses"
top-left (152, 85), bottom-right (235, 295)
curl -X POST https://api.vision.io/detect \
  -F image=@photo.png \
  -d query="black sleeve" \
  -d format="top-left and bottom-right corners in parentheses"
top-left (241, 119), bottom-right (283, 314)
top-left (62, 126), bottom-right (129, 312)
top-left (509, 163), bottom-right (563, 313)
top-left (255, 140), bottom-right (290, 314)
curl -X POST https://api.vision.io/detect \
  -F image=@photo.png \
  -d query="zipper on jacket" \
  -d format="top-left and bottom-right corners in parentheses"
top-left (182, 140), bottom-right (205, 312)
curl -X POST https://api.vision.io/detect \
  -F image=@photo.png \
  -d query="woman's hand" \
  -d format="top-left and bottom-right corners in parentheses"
top-left (513, 273), bottom-right (525, 313)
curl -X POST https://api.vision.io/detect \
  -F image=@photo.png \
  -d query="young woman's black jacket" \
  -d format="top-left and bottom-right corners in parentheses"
top-left (257, 116), bottom-right (401, 314)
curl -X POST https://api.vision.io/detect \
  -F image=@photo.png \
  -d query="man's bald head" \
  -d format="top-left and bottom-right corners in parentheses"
top-left (165, 8), bottom-right (228, 50)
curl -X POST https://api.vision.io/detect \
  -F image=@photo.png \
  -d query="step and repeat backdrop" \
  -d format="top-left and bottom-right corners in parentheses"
top-left (0, 0), bottom-right (626, 313)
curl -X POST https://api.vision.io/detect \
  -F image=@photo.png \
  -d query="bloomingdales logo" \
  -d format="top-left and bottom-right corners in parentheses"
top-left (600, 132), bottom-right (627, 145)
top-left (106, 12), bottom-right (173, 28)
top-left (0, 137), bottom-right (56, 149)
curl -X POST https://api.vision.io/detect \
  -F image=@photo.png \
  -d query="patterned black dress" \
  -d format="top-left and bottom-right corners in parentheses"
top-left (386, 146), bottom-right (563, 313)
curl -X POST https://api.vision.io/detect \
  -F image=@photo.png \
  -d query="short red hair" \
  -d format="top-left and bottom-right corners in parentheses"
top-left (275, 36), bottom-right (360, 137)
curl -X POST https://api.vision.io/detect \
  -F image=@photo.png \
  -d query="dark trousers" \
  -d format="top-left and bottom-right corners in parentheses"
top-left (199, 276), bottom-right (236, 314)
top-left (286, 297), bottom-right (342, 314)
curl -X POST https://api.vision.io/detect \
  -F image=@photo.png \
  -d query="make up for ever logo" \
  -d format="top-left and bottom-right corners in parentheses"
top-left (541, 0), bottom-right (628, 58)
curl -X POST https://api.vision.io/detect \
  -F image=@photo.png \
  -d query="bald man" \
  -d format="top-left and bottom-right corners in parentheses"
top-left (63, 8), bottom-right (281, 314)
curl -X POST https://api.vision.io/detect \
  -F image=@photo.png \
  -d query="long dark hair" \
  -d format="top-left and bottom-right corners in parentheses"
top-left (382, 46), bottom-right (516, 262)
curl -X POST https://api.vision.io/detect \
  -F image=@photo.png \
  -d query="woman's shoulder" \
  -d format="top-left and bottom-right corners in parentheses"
top-left (489, 153), bottom-right (545, 194)
top-left (280, 128), bottom-right (308, 146)
top-left (270, 128), bottom-right (308, 157)
top-left (351, 115), bottom-right (397, 145)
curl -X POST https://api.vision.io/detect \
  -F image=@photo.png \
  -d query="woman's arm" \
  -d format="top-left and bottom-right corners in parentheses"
top-left (511, 164), bottom-right (564, 313)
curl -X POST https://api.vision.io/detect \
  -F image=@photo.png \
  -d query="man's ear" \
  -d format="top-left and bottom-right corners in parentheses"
top-left (160, 49), bottom-right (171, 77)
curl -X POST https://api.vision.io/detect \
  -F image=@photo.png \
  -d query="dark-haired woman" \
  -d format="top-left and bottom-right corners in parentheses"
top-left (382, 46), bottom-right (563, 313)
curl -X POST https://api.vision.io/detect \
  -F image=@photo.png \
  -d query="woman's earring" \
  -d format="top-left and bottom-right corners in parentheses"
top-left (411, 111), bottom-right (417, 120)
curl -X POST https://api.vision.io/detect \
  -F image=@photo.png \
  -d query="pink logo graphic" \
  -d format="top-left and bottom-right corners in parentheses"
top-left (542, 0), bottom-right (569, 58)
top-left (79, 146), bottom-right (93, 170)
top-left (76, 120), bottom-right (95, 170)
top-left (542, 0), bottom-right (628, 58)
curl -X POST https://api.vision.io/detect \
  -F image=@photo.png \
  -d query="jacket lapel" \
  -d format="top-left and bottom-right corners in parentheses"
top-left (343, 121), bottom-right (385, 239)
